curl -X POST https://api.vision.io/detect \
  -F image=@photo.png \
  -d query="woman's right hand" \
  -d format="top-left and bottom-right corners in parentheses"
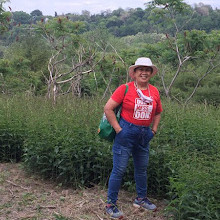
top-left (115, 127), bottom-right (122, 134)
top-left (104, 98), bottom-right (122, 134)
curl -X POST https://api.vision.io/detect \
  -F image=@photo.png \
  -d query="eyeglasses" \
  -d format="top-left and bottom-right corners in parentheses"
top-left (135, 67), bottom-right (153, 73)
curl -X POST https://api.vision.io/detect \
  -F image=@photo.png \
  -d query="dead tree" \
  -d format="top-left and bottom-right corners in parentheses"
top-left (46, 43), bottom-right (105, 103)
top-left (36, 17), bottom-right (108, 103)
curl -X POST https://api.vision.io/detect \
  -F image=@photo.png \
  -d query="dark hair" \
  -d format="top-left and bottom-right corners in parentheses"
top-left (134, 66), bottom-right (153, 73)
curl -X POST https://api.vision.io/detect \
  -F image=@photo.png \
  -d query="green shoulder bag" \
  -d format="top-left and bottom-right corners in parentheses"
top-left (98, 84), bottom-right (128, 142)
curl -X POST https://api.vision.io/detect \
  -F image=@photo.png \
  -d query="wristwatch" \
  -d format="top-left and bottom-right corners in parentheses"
top-left (152, 129), bottom-right (157, 135)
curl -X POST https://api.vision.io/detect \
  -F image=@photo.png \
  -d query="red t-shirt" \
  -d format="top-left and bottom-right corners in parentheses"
top-left (111, 81), bottom-right (163, 126)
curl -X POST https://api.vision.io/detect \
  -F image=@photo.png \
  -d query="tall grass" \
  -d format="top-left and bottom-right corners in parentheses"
top-left (22, 95), bottom-right (112, 187)
top-left (0, 95), bottom-right (219, 219)
top-left (0, 96), bottom-right (27, 162)
top-left (155, 101), bottom-right (220, 219)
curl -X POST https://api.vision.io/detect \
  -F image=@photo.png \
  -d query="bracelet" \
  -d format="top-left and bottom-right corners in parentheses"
top-left (152, 129), bottom-right (157, 135)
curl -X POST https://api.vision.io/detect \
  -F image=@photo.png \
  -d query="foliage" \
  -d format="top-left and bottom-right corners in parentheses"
top-left (141, 0), bottom-right (220, 103)
top-left (2, 2), bottom-right (220, 37)
top-left (35, 17), bottom-right (97, 101)
top-left (0, 95), bottom-right (26, 162)
top-left (1, 33), bottom-right (51, 95)
top-left (0, 2), bottom-right (219, 104)
top-left (21, 96), bottom-right (112, 187)
top-left (153, 102), bottom-right (220, 219)
top-left (12, 11), bottom-right (31, 24)
top-left (147, 0), bottom-right (188, 11)
top-left (0, 2), bottom-right (219, 218)
top-left (59, 3), bottom-right (220, 37)
top-left (0, 0), bottom-right (12, 33)
top-left (121, 32), bottom-right (166, 46)
top-left (0, 95), bottom-right (219, 219)
top-left (30, 9), bottom-right (43, 17)
top-left (36, 16), bottom-right (85, 37)
top-left (167, 152), bottom-right (220, 220)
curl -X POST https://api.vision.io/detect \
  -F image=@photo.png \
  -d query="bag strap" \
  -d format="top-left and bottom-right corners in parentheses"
top-left (121, 84), bottom-right (128, 103)
top-left (124, 84), bottom-right (128, 96)
top-left (114, 84), bottom-right (128, 114)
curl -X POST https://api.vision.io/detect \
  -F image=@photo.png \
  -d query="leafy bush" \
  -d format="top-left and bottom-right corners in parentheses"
top-left (157, 101), bottom-right (220, 219)
top-left (166, 151), bottom-right (220, 220)
top-left (195, 85), bottom-right (220, 105)
top-left (0, 95), bottom-right (219, 219)
top-left (0, 96), bottom-right (26, 162)
top-left (23, 96), bottom-right (113, 187)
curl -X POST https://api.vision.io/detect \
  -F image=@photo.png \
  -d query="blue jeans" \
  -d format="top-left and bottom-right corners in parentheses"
top-left (107, 118), bottom-right (154, 205)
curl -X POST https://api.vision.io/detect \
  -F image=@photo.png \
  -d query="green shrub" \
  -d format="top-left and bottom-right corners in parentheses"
top-left (195, 85), bottom-right (220, 106)
top-left (157, 101), bottom-right (219, 154)
top-left (23, 96), bottom-right (113, 187)
top-left (157, 101), bottom-right (220, 219)
top-left (166, 151), bottom-right (220, 220)
top-left (0, 96), bottom-right (26, 162)
top-left (0, 95), bottom-right (219, 219)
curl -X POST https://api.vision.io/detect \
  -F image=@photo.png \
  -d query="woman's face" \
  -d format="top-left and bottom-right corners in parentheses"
top-left (133, 66), bottom-right (153, 84)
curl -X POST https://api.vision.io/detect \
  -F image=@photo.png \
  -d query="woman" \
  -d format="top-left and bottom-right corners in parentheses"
top-left (104, 57), bottom-right (163, 219)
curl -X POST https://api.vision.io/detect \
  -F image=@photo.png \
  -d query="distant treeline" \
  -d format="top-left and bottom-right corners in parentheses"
top-left (5, 2), bottom-right (220, 37)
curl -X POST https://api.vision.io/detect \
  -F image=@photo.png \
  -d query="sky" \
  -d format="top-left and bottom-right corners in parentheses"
top-left (3, 0), bottom-right (220, 16)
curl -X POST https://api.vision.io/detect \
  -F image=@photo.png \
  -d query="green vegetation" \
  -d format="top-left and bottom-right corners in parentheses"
top-left (0, 1), bottom-right (220, 219)
top-left (0, 1), bottom-right (219, 104)
top-left (0, 95), bottom-right (219, 219)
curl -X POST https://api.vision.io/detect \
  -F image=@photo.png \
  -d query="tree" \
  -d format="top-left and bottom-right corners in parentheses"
top-left (183, 30), bottom-right (220, 104)
top-left (106, 16), bottom-right (123, 28)
top-left (2, 32), bottom-right (51, 95)
top-left (194, 3), bottom-right (212, 16)
top-left (0, 0), bottom-right (12, 33)
top-left (30, 9), bottom-right (43, 17)
top-left (12, 11), bottom-right (31, 24)
top-left (81, 10), bottom-right (90, 21)
top-left (147, 0), bottom-right (220, 104)
top-left (36, 17), bottom-right (106, 103)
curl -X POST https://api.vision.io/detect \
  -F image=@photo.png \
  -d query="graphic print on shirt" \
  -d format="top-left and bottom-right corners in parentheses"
top-left (133, 98), bottom-right (153, 120)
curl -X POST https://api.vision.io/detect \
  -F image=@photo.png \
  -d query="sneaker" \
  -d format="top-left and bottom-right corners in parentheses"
top-left (106, 204), bottom-right (124, 219)
top-left (133, 197), bottom-right (157, 211)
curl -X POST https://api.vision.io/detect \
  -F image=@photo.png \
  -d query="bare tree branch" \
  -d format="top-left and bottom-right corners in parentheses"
top-left (101, 75), bottom-right (113, 101)
top-left (109, 43), bottom-right (129, 82)
top-left (184, 62), bottom-right (220, 105)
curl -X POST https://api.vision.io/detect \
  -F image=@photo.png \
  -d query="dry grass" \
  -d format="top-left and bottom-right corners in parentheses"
top-left (0, 163), bottom-right (167, 220)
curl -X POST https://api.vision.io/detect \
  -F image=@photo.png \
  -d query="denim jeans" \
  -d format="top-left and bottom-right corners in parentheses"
top-left (107, 118), bottom-right (154, 205)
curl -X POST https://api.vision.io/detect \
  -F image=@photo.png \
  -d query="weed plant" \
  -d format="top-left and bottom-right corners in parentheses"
top-left (22, 95), bottom-right (112, 187)
top-left (167, 151), bottom-right (220, 220)
top-left (155, 101), bottom-right (220, 219)
top-left (0, 95), bottom-right (219, 219)
top-left (0, 96), bottom-right (26, 162)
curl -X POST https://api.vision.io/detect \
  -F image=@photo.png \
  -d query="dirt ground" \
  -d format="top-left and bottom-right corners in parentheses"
top-left (0, 163), bottom-right (167, 220)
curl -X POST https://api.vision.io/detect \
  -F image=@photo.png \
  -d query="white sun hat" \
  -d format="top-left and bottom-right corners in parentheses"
top-left (129, 57), bottom-right (158, 79)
